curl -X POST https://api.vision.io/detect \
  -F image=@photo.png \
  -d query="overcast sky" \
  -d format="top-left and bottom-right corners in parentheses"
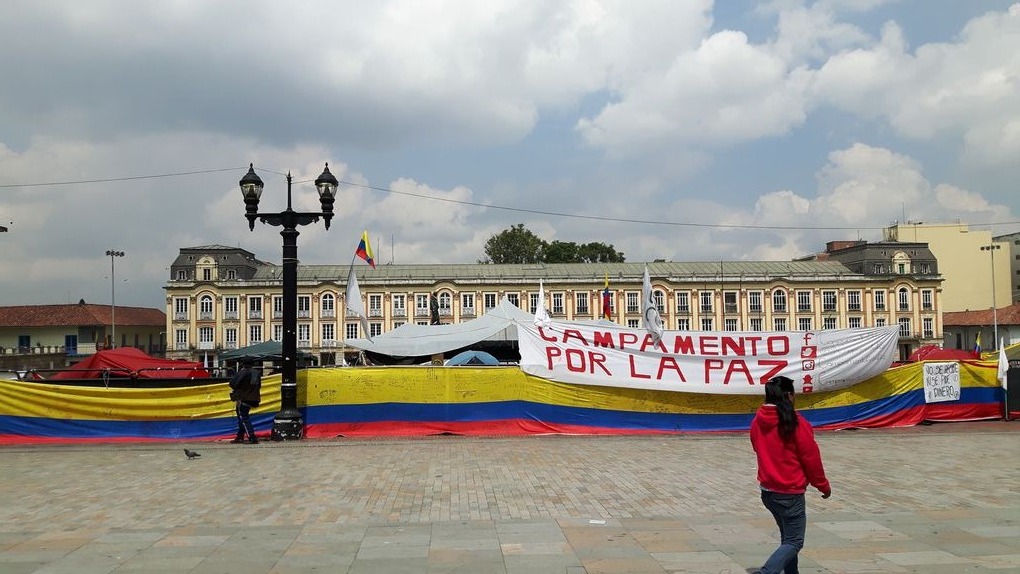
top-left (1, 0), bottom-right (1018, 309)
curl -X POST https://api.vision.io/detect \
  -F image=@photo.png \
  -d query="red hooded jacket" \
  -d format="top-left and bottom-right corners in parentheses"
top-left (750, 404), bottom-right (830, 496)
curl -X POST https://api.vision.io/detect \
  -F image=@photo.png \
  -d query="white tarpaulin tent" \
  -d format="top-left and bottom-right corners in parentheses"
top-left (344, 298), bottom-right (533, 357)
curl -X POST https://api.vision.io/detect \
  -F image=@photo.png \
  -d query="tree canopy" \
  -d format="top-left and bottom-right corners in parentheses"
top-left (480, 224), bottom-right (626, 264)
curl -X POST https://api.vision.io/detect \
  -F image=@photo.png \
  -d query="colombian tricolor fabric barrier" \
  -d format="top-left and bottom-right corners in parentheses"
top-left (0, 359), bottom-right (1005, 444)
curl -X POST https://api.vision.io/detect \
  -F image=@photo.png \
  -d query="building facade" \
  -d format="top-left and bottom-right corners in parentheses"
top-left (165, 245), bottom-right (945, 364)
top-left (886, 222), bottom-right (1011, 312)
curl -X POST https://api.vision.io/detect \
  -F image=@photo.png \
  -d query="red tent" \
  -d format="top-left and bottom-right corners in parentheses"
top-left (49, 348), bottom-right (211, 380)
top-left (908, 344), bottom-right (979, 362)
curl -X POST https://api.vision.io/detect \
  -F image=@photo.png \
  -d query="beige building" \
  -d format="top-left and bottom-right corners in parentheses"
top-left (886, 222), bottom-right (1011, 313)
top-left (165, 244), bottom-right (944, 364)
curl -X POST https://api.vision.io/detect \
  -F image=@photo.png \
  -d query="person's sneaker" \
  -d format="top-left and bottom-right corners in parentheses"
top-left (229, 438), bottom-right (245, 444)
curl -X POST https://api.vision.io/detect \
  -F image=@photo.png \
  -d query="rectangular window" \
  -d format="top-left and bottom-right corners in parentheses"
top-left (298, 295), bottom-right (310, 318)
top-left (773, 317), bottom-right (787, 332)
top-left (552, 293), bottom-right (564, 315)
top-left (173, 297), bottom-right (189, 320)
top-left (273, 296), bottom-right (284, 319)
top-left (898, 318), bottom-right (911, 337)
top-left (198, 326), bottom-right (214, 345)
top-left (700, 317), bottom-right (714, 331)
top-left (724, 291), bottom-right (738, 313)
top-left (796, 291), bottom-right (812, 312)
top-left (848, 317), bottom-right (862, 329)
top-left (874, 290), bottom-right (886, 311)
top-left (677, 318), bottom-right (690, 330)
top-left (176, 270), bottom-right (188, 280)
top-left (922, 317), bottom-right (934, 339)
top-left (272, 324), bottom-right (282, 341)
top-left (627, 319), bottom-right (639, 329)
top-left (898, 289), bottom-right (910, 311)
top-left (724, 318), bottom-right (738, 331)
top-left (346, 323), bottom-right (359, 340)
top-left (227, 269), bottom-right (236, 280)
top-left (676, 291), bottom-right (690, 313)
top-left (699, 291), bottom-right (713, 313)
top-left (748, 291), bottom-right (762, 313)
top-left (484, 293), bottom-right (497, 310)
top-left (415, 294), bottom-right (430, 317)
top-left (627, 292), bottom-right (640, 314)
top-left (847, 290), bottom-right (861, 312)
top-left (798, 317), bottom-right (813, 331)
top-left (248, 296), bottom-right (263, 319)
top-left (772, 290), bottom-right (787, 313)
top-left (370, 323), bottom-right (382, 337)
top-left (297, 324), bottom-right (310, 346)
top-left (823, 317), bottom-right (837, 330)
top-left (321, 323), bottom-right (335, 343)
top-left (224, 296), bottom-right (239, 320)
top-left (224, 327), bottom-right (237, 349)
top-left (822, 290), bottom-right (837, 312)
top-left (876, 317), bottom-right (887, 327)
top-left (749, 318), bottom-right (763, 332)
top-left (174, 329), bottom-right (188, 350)
top-left (506, 293), bottom-right (519, 307)
top-left (575, 292), bottom-right (589, 315)
top-left (249, 324), bottom-right (263, 343)
top-left (369, 294), bottom-right (382, 317)
top-left (392, 294), bottom-right (406, 317)
top-left (202, 268), bottom-right (211, 281)
top-left (921, 289), bottom-right (933, 310)
top-left (917, 262), bottom-right (931, 274)
top-left (460, 293), bottom-right (474, 316)
top-left (529, 293), bottom-right (540, 314)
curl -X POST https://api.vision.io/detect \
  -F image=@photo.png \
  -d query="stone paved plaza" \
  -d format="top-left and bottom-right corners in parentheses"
top-left (1, 421), bottom-right (1017, 573)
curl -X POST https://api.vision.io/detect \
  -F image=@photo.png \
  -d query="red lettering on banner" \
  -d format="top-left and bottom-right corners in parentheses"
top-left (565, 349), bottom-right (587, 372)
top-left (723, 360), bottom-right (753, 384)
top-left (758, 360), bottom-right (788, 383)
top-left (640, 334), bottom-right (667, 353)
top-left (545, 346), bottom-right (562, 369)
top-left (619, 332), bottom-right (639, 349)
top-left (673, 336), bottom-right (696, 355)
top-left (562, 329), bottom-right (588, 346)
top-left (700, 337), bottom-right (720, 355)
top-left (592, 331), bottom-right (615, 348)
top-left (657, 356), bottom-right (686, 381)
top-left (539, 326), bottom-right (557, 342)
top-left (767, 337), bottom-right (789, 355)
top-left (545, 346), bottom-right (611, 375)
top-left (705, 359), bottom-right (724, 382)
top-left (629, 355), bottom-right (651, 379)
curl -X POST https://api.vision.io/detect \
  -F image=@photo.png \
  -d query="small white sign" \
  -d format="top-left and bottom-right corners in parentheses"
top-left (922, 361), bottom-right (961, 403)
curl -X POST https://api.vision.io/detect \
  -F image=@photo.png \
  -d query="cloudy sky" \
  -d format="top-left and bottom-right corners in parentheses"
top-left (1, 0), bottom-right (1018, 309)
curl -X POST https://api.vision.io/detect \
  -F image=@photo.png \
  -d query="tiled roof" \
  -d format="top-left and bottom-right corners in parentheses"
top-left (0, 304), bottom-right (166, 328)
top-left (943, 303), bottom-right (1020, 327)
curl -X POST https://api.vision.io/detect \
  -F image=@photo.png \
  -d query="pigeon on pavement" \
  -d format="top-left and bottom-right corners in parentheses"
top-left (184, 449), bottom-right (201, 459)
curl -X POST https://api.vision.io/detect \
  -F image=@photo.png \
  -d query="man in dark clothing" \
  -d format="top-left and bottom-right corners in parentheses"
top-left (228, 359), bottom-right (261, 444)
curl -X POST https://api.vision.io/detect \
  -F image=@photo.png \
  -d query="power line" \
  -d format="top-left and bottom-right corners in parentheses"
top-left (3, 166), bottom-right (1018, 232)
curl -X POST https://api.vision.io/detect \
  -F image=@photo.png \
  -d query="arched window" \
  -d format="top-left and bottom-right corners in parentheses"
top-left (199, 295), bottom-right (213, 318)
top-left (898, 287), bottom-right (910, 311)
top-left (321, 293), bottom-right (335, 315)
top-left (772, 289), bottom-right (787, 313)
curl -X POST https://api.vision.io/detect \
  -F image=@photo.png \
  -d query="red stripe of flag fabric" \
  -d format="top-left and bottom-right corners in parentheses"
top-left (355, 231), bottom-right (375, 268)
top-left (602, 274), bottom-right (611, 319)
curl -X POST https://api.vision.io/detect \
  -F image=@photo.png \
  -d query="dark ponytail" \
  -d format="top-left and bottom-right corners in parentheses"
top-left (764, 376), bottom-right (798, 438)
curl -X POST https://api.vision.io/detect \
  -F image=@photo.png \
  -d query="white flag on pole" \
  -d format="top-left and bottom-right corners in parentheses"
top-left (998, 339), bottom-right (1009, 390)
top-left (346, 267), bottom-right (372, 340)
top-left (642, 266), bottom-right (663, 344)
top-left (534, 279), bottom-right (551, 327)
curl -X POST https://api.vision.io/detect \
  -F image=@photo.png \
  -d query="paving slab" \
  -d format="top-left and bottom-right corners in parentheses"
top-left (1, 420), bottom-right (1017, 573)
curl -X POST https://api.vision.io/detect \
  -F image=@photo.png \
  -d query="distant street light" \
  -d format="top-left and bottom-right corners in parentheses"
top-left (980, 243), bottom-right (1001, 348)
top-left (239, 163), bottom-right (338, 440)
top-left (106, 250), bottom-right (125, 348)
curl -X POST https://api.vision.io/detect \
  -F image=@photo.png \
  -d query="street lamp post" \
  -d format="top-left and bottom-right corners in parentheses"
top-left (105, 250), bottom-right (125, 348)
top-left (980, 243), bottom-right (1001, 348)
top-left (239, 163), bottom-right (338, 440)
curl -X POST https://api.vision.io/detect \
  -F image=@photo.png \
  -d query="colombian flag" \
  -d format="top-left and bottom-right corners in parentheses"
top-left (355, 231), bottom-right (375, 268)
top-left (974, 332), bottom-right (981, 354)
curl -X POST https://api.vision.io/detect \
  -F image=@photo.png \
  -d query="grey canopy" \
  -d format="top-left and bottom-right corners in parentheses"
top-left (343, 298), bottom-right (533, 357)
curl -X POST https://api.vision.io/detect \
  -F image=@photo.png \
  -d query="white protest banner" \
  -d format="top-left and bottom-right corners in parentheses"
top-left (922, 361), bottom-right (961, 403)
top-left (517, 322), bottom-right (900, 394)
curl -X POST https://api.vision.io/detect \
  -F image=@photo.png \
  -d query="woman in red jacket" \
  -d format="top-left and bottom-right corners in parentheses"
top-left (750, 376), bottom-right (831, 574)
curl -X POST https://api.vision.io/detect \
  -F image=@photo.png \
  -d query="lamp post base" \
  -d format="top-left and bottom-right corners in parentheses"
top-left (270, 409), bottom-right (304, 441)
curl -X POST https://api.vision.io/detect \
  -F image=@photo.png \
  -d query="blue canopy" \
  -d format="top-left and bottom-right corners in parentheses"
top-left (446, 350), bottom-right (499, 366)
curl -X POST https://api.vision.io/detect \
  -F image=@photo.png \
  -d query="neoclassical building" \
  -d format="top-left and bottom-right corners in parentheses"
top-left (165, 241), bottom-right (944, 364)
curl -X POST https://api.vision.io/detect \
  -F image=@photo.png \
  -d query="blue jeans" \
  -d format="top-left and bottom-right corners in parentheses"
top-left (235, 401), bottom-right (256, 440)
top-left (759, 490), bottom-right (806, 574)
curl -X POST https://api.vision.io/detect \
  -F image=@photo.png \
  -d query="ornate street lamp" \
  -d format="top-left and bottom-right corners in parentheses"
top-left (239, 162), bottom-right (338, 440)
top-left (105, 249), bottom-right (125, 348)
